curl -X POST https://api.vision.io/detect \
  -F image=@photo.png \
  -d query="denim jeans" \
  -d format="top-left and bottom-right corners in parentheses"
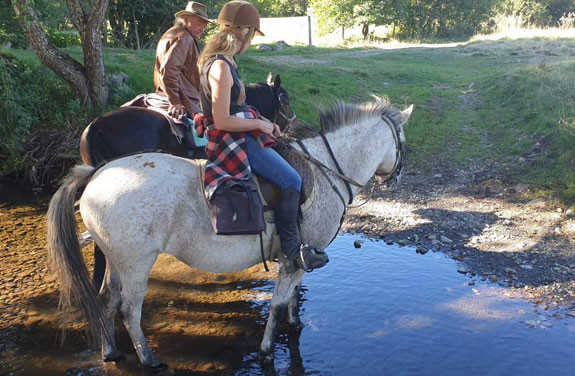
top-left (245, 135), bottom-right (302, 191)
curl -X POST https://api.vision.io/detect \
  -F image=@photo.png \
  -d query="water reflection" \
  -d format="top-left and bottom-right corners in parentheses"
top-left (2, 234), bottom-right (575, 375)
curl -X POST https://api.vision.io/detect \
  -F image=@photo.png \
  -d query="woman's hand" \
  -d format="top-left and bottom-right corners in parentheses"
top-left (259, 118), bottom-right (281, 137)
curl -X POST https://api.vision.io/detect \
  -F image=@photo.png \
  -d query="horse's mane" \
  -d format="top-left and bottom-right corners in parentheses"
top-left (283, 95), bottom-right (395, 141)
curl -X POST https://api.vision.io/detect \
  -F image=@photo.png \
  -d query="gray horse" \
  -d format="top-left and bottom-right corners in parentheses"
top-left (46, 96), bottom-right (412, 372)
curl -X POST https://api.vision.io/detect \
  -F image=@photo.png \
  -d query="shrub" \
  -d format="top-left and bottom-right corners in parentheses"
top-left (45, 30), bottom-right (81, 48)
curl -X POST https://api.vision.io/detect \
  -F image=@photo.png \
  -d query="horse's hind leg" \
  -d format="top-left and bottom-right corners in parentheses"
top-left (100, 263), bottom-right (122, 362)
top-left (117, 254), bottom-right (163, 369)
top-left (260, 263), bottom-right (305, 362)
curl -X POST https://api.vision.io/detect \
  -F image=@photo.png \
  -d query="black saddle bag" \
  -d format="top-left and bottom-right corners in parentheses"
top-left (210, 178), bottom-right (265, 235)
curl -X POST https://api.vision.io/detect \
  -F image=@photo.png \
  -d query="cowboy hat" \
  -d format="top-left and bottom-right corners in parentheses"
top-left (175, 2), bottom-right (211, 23)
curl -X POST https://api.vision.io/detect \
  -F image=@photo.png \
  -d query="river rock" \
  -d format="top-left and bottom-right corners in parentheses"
top-left (457, 266), bottom-right (468, 274)
top-left (440, 235), bottom-right (452, 243)
top-left (416, 247), bottom-right (428, 255)
top-left (353, 240), bottom-right (362, 248)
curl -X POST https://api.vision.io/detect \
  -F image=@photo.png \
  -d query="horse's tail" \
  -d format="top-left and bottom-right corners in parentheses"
top-left (46, 164), bottom-right (113, 347)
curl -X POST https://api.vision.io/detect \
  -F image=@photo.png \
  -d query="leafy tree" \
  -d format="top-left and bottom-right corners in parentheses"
top-left (254, 0), bottom-right (309, 17)
top-left (11, 0), bottom-right (110, 107)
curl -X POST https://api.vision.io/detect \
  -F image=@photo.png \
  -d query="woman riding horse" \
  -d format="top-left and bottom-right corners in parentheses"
top-left (197, 0), bottom-right (328, 272)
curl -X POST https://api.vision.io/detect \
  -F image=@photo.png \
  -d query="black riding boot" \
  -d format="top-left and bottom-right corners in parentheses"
top-left (276, 188), bottom-right (329, 272)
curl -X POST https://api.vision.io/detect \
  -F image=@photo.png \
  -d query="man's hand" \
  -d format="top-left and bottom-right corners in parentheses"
top-left (169, 103), bottom-right (185, 118)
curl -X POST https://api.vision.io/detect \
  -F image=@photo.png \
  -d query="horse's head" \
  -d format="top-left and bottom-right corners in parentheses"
top-left (267, 72), bottom-right (296, 130)
top-left (375, 104), bottom-right (413, 187)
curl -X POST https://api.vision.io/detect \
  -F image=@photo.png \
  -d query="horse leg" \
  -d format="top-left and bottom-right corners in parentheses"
top-left (93, 244), bottom-right (106, 292)
top-left (100, 263), bottom-right (122, 362)
top-left (117, 254), bottom-right (165, 369)
top-left (260, 262), bottom-right (305, 363)
top-left (287, 282), bottom-right (304, 329)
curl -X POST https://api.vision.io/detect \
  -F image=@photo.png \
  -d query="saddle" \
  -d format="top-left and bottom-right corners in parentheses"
top-left (197, 144), bottom-right (316, 260)
top-left (121, 93), bottom-right (191, 145)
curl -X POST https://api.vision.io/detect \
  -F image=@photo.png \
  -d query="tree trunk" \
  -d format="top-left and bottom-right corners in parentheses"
top-left (342, 26), bottom-right (345, 40)
top-left (12, 0), bottom-right (110, 108)
top-left (133, 8), bottom-right (141, 50)
top-left (362, 23), bottom-right (369, 40)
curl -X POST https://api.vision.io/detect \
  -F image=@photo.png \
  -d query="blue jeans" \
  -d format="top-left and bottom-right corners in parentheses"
top-left (245, 135), bottom-right (302, 191)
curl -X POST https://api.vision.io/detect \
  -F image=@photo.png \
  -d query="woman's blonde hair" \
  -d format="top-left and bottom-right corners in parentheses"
top-left (197, 26), bottom-right (254, 70)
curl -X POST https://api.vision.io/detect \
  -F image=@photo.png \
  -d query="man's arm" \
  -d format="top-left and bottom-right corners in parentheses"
top-left (161, 35), bottom-right (193, 116)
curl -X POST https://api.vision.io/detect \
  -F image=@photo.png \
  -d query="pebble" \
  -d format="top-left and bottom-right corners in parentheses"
top-left (504, 268), bottom-right (517, 275)
top-left (431, 239), bottom-right (441, 246)
top-left (520, 264), bottom-right (533, 270)
top-left (397, 240), bottom-right (406, 246)
top-left (457, 267), bottom-right (468, 274)
top-left (353, 240), bottom-right (362, 249)
top-left (489, 275), bottom-right (498, 283)
top-left (440, 235), bottom-right (452, 243)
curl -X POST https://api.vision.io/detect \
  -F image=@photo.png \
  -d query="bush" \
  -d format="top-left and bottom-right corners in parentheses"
top-left (0, 32), bottom-right (28, 48)
top-left (0, 51), bottom-right (89, 186)
top-left (45, 30), bottom-right (81, 48)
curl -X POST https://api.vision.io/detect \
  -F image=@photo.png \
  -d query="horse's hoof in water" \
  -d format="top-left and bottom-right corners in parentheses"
top-left (259, 351), bottom-right (275, 365)
top-left (289, 320), bottom-right (305, 332)
top-left (103, 354), bottom-right (126, 363)
top-left (144, 362), bottom-right (173, 375)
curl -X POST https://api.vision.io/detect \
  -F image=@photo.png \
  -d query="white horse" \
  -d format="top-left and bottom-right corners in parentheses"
top-left (47, 96), bottom-right (412, 371)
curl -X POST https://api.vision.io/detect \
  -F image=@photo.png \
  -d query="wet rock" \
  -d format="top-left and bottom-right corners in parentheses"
top-left (431, 239), bottom-right (441, 246)
top-left (416, 247), bottom-right (428, 255)
top-left (457, 266), bottom-right (468, 274)
top-left (427, 234), bottom-right (437, 240)
top-left (353, 240), bottom-right (362, 248)
top-left (489, 275), bottom-right (498, 283)
top-left (468, 280), bottom-right (475, 286)
top-left (521, 264), bottom-right (533, 270)
top-left (397, 239), bottom-right (406, 246)
top-left (566, 311), bottom-right (575, 318)
top-left (412, 234), bottom-right (419, 242)
top-left (505, 268), bottom-right (517, 275)
top-left (385, 239), bottom-right (393, 245)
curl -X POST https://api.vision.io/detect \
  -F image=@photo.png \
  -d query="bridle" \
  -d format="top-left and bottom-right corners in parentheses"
top-left (287, 112), bottom-right (405, 213)
top-left (269, 86), bottom-right (297, 128)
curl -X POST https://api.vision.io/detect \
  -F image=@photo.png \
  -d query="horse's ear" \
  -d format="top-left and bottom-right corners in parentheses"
top-left (402, 105), bottom-right (414, 124)
top-left (267, 72), bottom-right (273, 86)
top-left (273, 74), bottom-right (281, 88)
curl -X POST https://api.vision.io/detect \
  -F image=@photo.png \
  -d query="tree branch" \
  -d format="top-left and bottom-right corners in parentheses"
top-left (66, 0), bottom-right (86, 32)
top-left (12, 0), bottom-right (90, 103)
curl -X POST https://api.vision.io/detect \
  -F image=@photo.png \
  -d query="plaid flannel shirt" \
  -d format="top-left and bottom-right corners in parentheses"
top-left (194, 108), bottom-right (276, 199)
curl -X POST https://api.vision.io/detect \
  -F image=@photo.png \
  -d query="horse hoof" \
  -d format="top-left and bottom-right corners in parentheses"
top-left (145, 362), bottom-right (172, 375)
top-left (103, 354), bottom-right (126, 363)
top-left (289, 321), bottom-right (305, 332)
top-left (259, 351), bottom-right (275, 365)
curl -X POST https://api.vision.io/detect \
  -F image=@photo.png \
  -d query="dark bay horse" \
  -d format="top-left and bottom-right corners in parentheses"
top-left (81, 73), bottom-right (296, 290)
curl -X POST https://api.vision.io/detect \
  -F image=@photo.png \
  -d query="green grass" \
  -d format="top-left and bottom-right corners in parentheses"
top-left (4, 35), bottom-right (575, 202)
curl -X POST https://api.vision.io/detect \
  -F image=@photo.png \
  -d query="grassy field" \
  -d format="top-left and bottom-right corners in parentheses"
top-left (5, 31), bottom-right (575, 203)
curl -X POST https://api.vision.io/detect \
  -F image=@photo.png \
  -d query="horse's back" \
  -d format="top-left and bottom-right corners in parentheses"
top-left (80, 152), bottom-right (263, 272)
top-left (83, 107), bottom-right (186, 166)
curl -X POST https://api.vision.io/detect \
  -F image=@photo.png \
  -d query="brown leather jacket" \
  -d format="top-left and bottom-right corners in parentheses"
top-left (154, 24), bottom-right (201, 115)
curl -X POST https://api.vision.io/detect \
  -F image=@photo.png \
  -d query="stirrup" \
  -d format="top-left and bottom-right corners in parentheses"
top-left (297, 244), bottom-right (329, 272)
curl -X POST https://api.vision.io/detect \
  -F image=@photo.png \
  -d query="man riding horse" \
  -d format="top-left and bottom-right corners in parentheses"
top-left (154, 1), bottom-right (211, 119)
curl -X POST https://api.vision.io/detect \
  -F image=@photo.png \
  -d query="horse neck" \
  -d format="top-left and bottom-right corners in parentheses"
top-left (246, 84), bottom-right (276, 119)
top-left (295, 117), bottom-right (391, 199)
